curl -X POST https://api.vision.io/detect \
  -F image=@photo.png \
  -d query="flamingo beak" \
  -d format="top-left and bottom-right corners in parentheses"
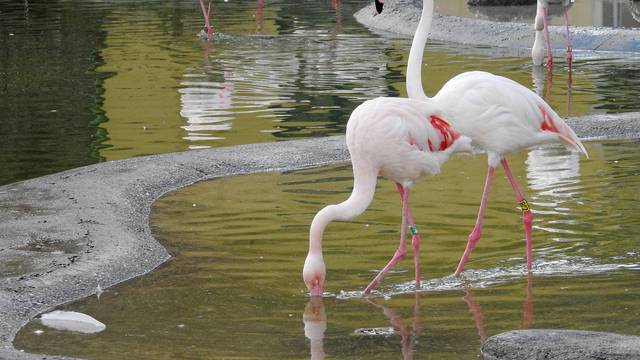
top-left (558, 134), bottom-right (589, 159)
top-left (310, 284), bottom-right (323, 297)
top-left (375, 0), bottom-right (384, 14)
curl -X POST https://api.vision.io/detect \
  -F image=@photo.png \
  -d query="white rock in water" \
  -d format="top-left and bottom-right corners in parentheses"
top-left (40, 311), bottom-right (106, 334)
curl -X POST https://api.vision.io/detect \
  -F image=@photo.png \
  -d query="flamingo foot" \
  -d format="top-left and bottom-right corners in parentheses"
top-left (454, 228), bottom-right (481, 276)
top-left (364, 247), bottom-right (407, 294)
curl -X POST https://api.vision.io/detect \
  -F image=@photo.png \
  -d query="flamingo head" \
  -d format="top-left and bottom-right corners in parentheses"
top-left (303, 252), bottom-right (326, 297)
top-left (374, 0), bottom-right (384, 14)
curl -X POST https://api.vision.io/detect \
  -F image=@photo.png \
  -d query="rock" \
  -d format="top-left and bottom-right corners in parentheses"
top-left (482, 329), bottom-right (640, 360)
top-left (40, 311), bottom-right (106, 334)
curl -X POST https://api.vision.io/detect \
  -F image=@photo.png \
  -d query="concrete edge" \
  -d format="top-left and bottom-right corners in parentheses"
top-left (0, 112), bottom-right (639, 359)
top-left (354, 0), bottom-right (640, 55)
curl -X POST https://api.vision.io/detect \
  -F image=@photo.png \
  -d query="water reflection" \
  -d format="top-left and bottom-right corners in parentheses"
top-left (366, 294), bottom-right (421, 360)
top-left (531, 64), bottom-right (573, 116)
top-left (304, 297), bottom-right (327, 360)
top-left (463, 289), bottom-right (488, 343)
top-left (463, 272), bottom-right (535, 342)
top-left (180, 68), bottom-right (235, 146)
top-left (308, 275), bottom-right (533, 359)
top-left (0, 0), bottom-right (108, 184)
top-left (178, 24), bottom-right (390, 148)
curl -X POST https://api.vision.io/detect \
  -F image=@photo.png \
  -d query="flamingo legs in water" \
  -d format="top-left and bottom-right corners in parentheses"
top-left (454, 159), bottom-right (533, 276)
top-left (454, 167), bottom-right (495, 276)
top-left (501, 159), bottom-right (534, 270)
top-left (542, 6), bottom-right (553, 68)
top-left (542, 5), bottom-right (573, 68)
top-left (199, 0), bottom-right (213, 41)
top-left (563, 5), bottom-right (573, 68)
top-left (363, 183), bottom-right (421, 294)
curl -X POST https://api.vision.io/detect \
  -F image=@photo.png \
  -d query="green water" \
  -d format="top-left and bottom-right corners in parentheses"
top-left (15, 140), bottom-right (640, 359)
top-left (2, 0), bottom-right (640, 185)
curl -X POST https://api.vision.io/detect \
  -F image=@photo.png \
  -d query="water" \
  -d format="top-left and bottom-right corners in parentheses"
top-left (436, 0), bottom-right (640, 28)
top-left (1, 0), bottom-right (640, 185)
top-left (15, 140), bottom-right (640, 359)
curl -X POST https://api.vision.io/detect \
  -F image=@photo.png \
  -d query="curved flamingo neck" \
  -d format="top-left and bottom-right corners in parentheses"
top-left (407, 0), bottom-right (434, 101)
top-left (308, 166), bottom-right (378, 254)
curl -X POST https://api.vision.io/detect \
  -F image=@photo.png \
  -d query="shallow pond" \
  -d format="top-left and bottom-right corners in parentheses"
top-left (15, 140), bottom-right (640, 359)
top-left (1, 0), bottom-right (640, 185)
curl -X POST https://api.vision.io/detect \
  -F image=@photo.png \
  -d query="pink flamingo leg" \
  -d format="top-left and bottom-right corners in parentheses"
top-left (411, 219), bottom-right (421, 290)
top-left (500, 159), bottom-right (534, 270)
top-left (199, 0), bottom-right (213, 41)
top-left (403, 189), bottom-right (421, 290)
top-left (563, 5), bottom-right (573, 68)
top-left (454, 166), bottom-right (495, 276)
top-left (363, 183), bottom-right (411, 294)
top-left (542, 6), bottom-right (553, 68)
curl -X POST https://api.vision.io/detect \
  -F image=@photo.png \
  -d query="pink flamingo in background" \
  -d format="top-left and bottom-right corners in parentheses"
top-left (199, 0), bottom-right (213, 40)
top-left (303, 97), bottom-right (473, 296)
top-left (532, 0), bottom-right (573, 68)
top-left (378, 0), bottom-right (588, 275)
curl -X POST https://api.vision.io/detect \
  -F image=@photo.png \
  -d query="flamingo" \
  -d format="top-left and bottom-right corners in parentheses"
top-left (302, 97), bottom-right (473, 296)
top-left (532, 0), bottom-right (573, 68)
top-left (379, 0), bottom-right (588, 275)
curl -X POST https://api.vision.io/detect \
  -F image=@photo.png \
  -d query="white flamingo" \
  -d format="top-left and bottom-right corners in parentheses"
top-left (532, 0), bottom-right (573, 67)
top-left (390, 0), bottom-right (588, 275)
top-left (303, 97), bottom-right (473, 296)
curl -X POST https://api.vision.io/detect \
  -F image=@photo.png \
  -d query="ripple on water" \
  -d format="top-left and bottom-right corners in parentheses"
top-left (336, 256), bottom-right (639, 300)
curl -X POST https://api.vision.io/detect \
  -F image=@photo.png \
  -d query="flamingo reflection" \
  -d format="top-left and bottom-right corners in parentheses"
top-left (303, 297), bottom-right (327, 360)
top-left (532, 62), bottom-right (573, 116)
top-left (366, 293), bottom-right (421, 360)
top-left (302, 275), bottom-right (534, 358)
top-left (463, 272), bottom-right (536, 346)
top-left (463, 289), bottom-right (488, 343)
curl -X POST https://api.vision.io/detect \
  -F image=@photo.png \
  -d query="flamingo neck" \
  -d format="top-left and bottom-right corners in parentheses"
top-left (308, 166), bottom-right (378, 254)
top-left (407, 0), bottom-right (434, 101)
